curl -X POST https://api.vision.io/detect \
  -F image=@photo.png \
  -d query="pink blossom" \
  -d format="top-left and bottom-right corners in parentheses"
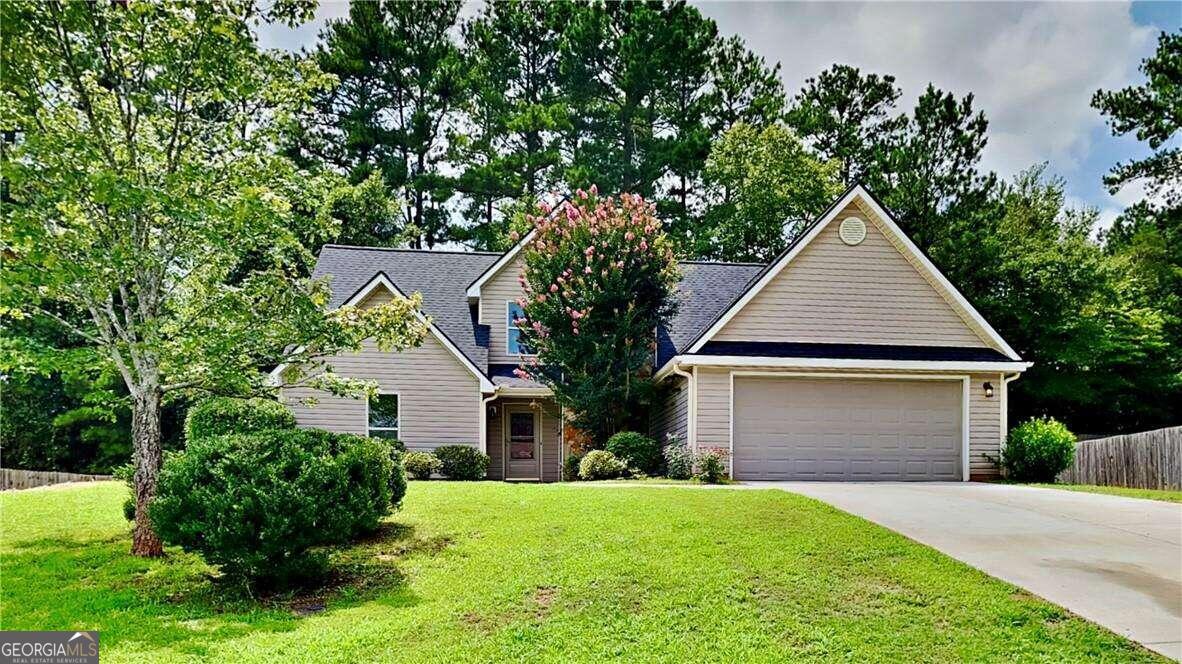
top-left (577, 188), bottom-right (588, 199)
top-left (625, 231), bottom-right (635, 241)
top-left (589, 184), bottom-right (598, 195)
top-left (639, 240), bottom-right (648, 251)
top-left (584, 266), bottom-right (592, 274)
top-left (513, 368), bottom-right (528, 378)
top-left (536, 294), bottom-right (547, 303)
top-left (584, 246), bottom-right (595, 256)
top-left (550, 283), bottom-right (559, 293)
top-left (509, 230), bottom-right (520, 242)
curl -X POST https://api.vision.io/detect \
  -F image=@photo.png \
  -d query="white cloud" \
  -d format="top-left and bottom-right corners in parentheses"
top-left (696, 1), bottom-right (1156, 185)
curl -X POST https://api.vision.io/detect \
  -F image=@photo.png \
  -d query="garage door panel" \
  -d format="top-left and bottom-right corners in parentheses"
top-left (734, 377), bottom-right (962, 481)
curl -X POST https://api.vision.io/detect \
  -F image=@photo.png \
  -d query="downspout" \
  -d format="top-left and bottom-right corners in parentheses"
top-left (1001, 372), bottom-right (1021, 448)
top-left (670, 361), bottom-right (695, 452)
top-left (480, 389), bottom-right (499, 456)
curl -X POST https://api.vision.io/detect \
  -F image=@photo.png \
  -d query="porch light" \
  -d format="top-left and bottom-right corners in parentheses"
top-left (983, 382), bottom-right (994, 398)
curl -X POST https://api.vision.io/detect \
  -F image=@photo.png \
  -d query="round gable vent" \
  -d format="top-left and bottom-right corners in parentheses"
top-left (839, 216), bottom-right (867, 245)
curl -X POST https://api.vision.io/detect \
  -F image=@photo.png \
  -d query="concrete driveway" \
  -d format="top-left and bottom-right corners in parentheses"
top-left (751, 482), bottom-right (1182, 660)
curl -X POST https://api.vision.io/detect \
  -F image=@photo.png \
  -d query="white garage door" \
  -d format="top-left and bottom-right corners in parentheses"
top-left (733, 376), bottom-right (963, 481)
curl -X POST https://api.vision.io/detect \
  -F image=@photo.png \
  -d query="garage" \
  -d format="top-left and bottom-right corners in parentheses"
top-left (732, 376), bottom-right (964, 481)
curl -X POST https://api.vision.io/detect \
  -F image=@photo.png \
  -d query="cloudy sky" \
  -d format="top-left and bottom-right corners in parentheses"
top-left (259, 1), bottom-right (1180, 228)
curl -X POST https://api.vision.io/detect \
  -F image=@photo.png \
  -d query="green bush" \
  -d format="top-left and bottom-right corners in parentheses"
top-left (404, 451), bottom-right (442, 480)
top-left (388, 450), bottom-right (408, 508)
top-left (184, 396), bottom-right (295, 441)
top-left (1002, 417), bottom-right (1076, 482)
top-left (578, 450), bottom-right (627, 480)
top-left (695, 447), bottom-right (728, 484)
top-left (562, 451), bottom-right (584, 482)
top-left (150, 428), bottom-right (393, 589)
top-left (605, 431), bottom-right (661, 475)
top-left (433, 445), bottom-right (489, 480)
top-left (662, 434), bottom-right (693, 480)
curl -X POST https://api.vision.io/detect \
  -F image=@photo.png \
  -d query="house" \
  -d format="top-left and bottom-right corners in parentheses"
top-left (278, 185), bottom-right (1030, 482)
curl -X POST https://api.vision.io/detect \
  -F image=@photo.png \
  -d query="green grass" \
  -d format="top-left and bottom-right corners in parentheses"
top-left (1027, 483), bottom-right (1182, 503)
top-left (1, 481), bottom-right (1162, 663)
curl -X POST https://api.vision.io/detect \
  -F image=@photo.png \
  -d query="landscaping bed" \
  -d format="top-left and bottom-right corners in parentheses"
top-left (0, 481), bottom-right (1162, 662)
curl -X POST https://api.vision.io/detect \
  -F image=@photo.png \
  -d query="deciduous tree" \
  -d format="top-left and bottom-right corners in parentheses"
top-left (0, 0), bottom-right (427, 556)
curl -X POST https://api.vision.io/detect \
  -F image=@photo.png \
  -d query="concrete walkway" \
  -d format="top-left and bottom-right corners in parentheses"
top-left (751, 482), bottom-right (1182, 660)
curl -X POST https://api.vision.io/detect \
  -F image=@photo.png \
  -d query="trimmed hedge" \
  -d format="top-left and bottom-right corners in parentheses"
top-left (184, 396), bottom-right (295, 441)
top-left (404, 451), bottom-right (442, 480)
top-left (578, 450), bottom-right (627, 480)
top-left (150, 428), bottom-right (393, 588)
top-left (605, 431), bottom-right (661, 474)
top-left (1002, 417), bottom-right (1076, 482)
top-left (434, 445), bottom-right (490, 480)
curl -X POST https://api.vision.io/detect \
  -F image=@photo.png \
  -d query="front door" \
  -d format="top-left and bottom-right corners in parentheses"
top-left (504, 407), bottom-right (540, 480)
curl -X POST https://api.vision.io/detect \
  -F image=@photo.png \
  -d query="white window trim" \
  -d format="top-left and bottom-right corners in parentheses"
top-left (506, 300), bottom-right (537, 358)
top-left (726, 371), bottom-right (970, 482)
top-left (365, 391), bottom-right (401, 440)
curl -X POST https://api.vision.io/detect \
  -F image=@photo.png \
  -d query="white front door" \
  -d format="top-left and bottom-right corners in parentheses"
top-left (504, 407), bottom-right (540, 480)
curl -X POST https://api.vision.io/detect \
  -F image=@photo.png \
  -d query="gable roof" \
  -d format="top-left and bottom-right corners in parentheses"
top-left (315, 245), bottom-right (499, 368)
top-left (678, 184), bottom-right (1023, 362)
top-left (656, 261), bottom-right (764, 367)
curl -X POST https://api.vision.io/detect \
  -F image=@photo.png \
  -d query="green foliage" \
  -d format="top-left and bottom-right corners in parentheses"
top-left (1092, 31), bottom-right (1181, 206)
top-left (516, 193), bottom-right (679, 443)
top-left (388, 451), bottom-right (408, 509)
top-left (605, 432), bottom-right (661, 475)
top-left (184, 397), bottom-right (295, 442)
top-left (701, 123), bottom-right (841, 261)
top-left (1002, 418), bottom-right (1077, 483)
top-left (786, 64), bottom-right (906, 185)
top-left (562, 451), bottom-right (584, 482)
top-left (150, 428), bottom-right (394, 588)
top-left (694, 448), bottom-right (728, 484)
top-left (0, 0), bottom-right (428, 552)
top-left (662, 434), bottom-right (693, 480)
top-left (578, 450), bottom-right (627, 481)
top-left (433, 445), bottom-right (490, 481)
top-left (404, 451), bottom-right (443, 480)
top-left (301, 0), bottom-right (465, 249)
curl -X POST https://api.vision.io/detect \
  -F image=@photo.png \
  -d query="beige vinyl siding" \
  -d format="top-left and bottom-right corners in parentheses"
top-left (649, 376), bottom-right (688, 444)
top-left (695, 368), bottom-right (731, 452)
top-left (282, 287), bottom-right (482, 452)
top-left (481, 256), bottom-right (530, 365)
top-left (715, 201), bottom-right (991, 349)
top-left (486, 397), bottom-right (563, 482)
top-left (968, 372), bottom-right (1002, 479)
top-left (689, 367), bottom-right (1006, 479)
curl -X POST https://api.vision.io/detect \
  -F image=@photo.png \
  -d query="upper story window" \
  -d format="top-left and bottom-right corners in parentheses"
top-left (368, 393), bottom-right (399, 441)
top-left (507, 301), bottom-right (533, 356)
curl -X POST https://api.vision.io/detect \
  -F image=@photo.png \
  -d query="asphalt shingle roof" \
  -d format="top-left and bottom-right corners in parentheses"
top-left (313, 245), bottom-right (764, 373)
top-left (314, 245), bottom-right (500, 369)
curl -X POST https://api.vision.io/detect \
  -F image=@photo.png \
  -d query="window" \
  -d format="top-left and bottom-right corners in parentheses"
top-left (507, 301), bottom-right (532, 355)
top-left (367, 393), bottom-right (399, 440)
top-left (508, 411), bottom-right (536, 459)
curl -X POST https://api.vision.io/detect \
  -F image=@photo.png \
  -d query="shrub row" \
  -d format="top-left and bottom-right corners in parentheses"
top-left (401, 445), bottom-right (490, 480)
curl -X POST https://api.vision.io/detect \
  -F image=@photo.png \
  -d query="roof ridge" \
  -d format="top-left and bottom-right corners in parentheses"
top-left (320, 244), bottom-right (503, 256)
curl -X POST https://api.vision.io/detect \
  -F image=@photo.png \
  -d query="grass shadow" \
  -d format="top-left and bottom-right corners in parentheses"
top-left (1, 517), bottom-right (449, 658)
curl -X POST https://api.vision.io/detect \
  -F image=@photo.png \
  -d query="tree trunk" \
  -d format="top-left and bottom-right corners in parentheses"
top-left (131, 389), bottom-right (165, 557)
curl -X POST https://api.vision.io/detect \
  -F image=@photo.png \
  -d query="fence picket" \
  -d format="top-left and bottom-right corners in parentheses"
top-left (1057, 426), bottom-right (1181, 490)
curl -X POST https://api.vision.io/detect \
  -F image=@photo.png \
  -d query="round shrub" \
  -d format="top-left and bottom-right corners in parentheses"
top-left (433, 445), bottom-right (490, 480)
top-left (389, 450), bottom-right (408, 508)
top-left (184, 396), bottom-right (295, 441)
top-left (578, 450), bottom-right (627, 480)
top-left (1002, 417), bottom-right (1076, 482)
top-left (605, 431), bottom-right (661, 474)
top-left (404, 450), bottom-right (442, 480)
top-left (150, 428), bottom-right (393, 589)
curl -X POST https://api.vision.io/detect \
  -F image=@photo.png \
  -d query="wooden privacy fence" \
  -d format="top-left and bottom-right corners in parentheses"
top-left (1057, 426), bottom-right (1181, 490)
top-left (1, 468), bottom-right (112, 491)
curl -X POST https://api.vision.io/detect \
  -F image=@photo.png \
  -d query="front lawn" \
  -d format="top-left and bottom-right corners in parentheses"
top-left (1, 481), bottom-right (1161, 662)
top-left (1027, 483), bottom-right (1182, 503)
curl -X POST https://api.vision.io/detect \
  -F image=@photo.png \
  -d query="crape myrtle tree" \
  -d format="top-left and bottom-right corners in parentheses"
top-left (0, 0), bottom-right (428, 556)
top-left (513, 189), bottom-right (679, 443)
